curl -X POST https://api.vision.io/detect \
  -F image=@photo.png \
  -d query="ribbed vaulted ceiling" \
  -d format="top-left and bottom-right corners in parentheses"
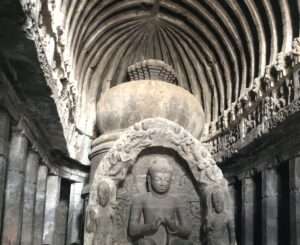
top-left (25, 0), bottom-right (300, 133)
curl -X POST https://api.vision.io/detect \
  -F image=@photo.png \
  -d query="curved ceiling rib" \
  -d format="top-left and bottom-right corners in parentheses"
top-left (21, 0), bottom-right (300, 138)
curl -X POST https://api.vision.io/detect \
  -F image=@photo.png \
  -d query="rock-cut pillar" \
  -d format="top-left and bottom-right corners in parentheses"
top-left (43, 175), bottom-right (61, 245)
top-left (21, 150), bottom-right (39, 245)
top-left (67, 182), bottom-right (84, 245)
top-left (241, 176), bottom-right (255, 245)
top-left (289, 158), bottom-right (300, 245)
top-left (261, 167), bottom-right (279, 245)
top-left (33, 165), bottom-right (48, 245)
top-left (0, 109), bottom-right (10, 238)
top-left (1, 130), bottom-right (29, 245)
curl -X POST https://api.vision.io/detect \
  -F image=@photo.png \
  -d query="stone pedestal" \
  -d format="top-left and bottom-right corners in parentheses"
top-left (21, 150), bottom-right (39, 245)
top-left (241, 176), bottom-right (255, 245)
top-left (67, 182), bottom-right (84, 245)
top-left (0, 109), bottom-right (10, 238)
top-left (1, 130), bottom-right (29, 245)
top-left (289, 158), bottom-right (300, 245)
top-left (261, 168), bottom-right (279, 245)
top-left (43, 175), bottom-right (61, 245)
top-left (33, 165), bottom-right (48, 245)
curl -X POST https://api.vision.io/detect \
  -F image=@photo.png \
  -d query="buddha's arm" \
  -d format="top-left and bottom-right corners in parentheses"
top-left (128, 197), bottom-right (156, 237)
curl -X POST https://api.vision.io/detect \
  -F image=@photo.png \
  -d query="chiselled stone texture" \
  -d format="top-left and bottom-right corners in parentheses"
top-left (207, 53), bottom-right (300, 161)
top-left (19, 0), bottom-right (300, 162)
top-left (21, 150), bottom-right (39, 245)
top-left (0, 109), bottom-right (10, 238)
top-left (0, 0), bottom-right (67, 156)
top-left (241, 177), bottom-right (256, 245)
top-left (2, 130), bottom-right (28, 245)
top-left (128, 59), bottom-right (178, 84)
top-left (67, 182), bottom-right (84, 245)
top-left (96, 79), bottom-right (205, 138)
top-left (86, 118), bottom-right (235, 245)
top-left (261, 168), bottom-right (279, 245)
top-left (33, 165), bottom-right (48, 245)
top-left (289, 158), bottom-right (300, 245)
top-left (55, 199), bottom-right (69, 245)
top-left (43, 175), bottom-right (61, 245)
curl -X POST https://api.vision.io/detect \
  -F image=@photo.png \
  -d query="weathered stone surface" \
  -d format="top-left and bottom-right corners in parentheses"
top-left (289, 158), bottom-right (300, 245)
top-left (2, 131), bottom-right (28, 245)
top-left (241, 176), bottom-right (255, 245)
top-left (55, 199), bottom-right (69, 245)
top-left (43, 175), bottom-right (61, 245)
top-left (97, 79), bottom-right (205, 139)
top-left (262, 168), bottom-right (279, 245)
top-left (67, 182), bottom-right (84, 245)
top-left (33, 165), bottom-right (48, 245)
top-left (86, 118), bottom-right (234, 245)
top-left (21, 150), bottom-right (39, 245)
top-left (127, 158), bottom-right (192, 245)
top-left (0, 109), bottom-right (10, 238)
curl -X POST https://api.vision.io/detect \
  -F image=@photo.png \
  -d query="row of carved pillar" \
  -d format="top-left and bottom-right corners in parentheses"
top-left (229, 160), bottom-right (300, 245)
top-left (0, 109), bottom-right (84, 245)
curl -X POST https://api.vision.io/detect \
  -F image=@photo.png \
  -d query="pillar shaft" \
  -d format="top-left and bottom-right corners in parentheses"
top-left (21, 150), bottom-right (39, 245)
top-left (0, 109), bottom-right (10, 238)
top-left (55, 198), bottom-right (69, 245)
top-left (241, 177), bottom-right (255, 245)
top-left (33, 165), bottom-right (48, 245)
top-left (43, 175), bottom-right (61, 245)
top-left (261, 168), bottom-right (279, 245)
top-left (2, 130), bottom-right (29, 245)
top-left (67, 182), bottom-right (84, 245)
top-left (289, 158), bottom-right (300, 245)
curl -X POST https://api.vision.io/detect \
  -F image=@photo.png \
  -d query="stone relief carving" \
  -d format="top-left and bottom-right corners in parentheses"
top-left (85, 118), bottom-right (234, 245)
top-left (206, 45), bottom-right (300, 161)
top-left (86, 178), bottom-right (117, 245)
top-left (128, 158), bottom-right (192, 245)
top-left (202, 187), bottom-right (236, 245)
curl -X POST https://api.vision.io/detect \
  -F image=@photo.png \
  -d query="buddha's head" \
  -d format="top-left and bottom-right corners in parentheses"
top-left (211, 189), bottom-right (225, 213)
top-left (148, 158), bottom-right (173, 194)
top-left (97, 180), bottom-right (110, 207)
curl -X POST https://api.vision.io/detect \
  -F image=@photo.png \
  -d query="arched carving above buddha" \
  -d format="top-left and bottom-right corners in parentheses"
top-left (85, 118), bottom-right (235, 245)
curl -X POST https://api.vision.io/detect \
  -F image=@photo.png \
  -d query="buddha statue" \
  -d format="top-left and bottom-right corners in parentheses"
top-left (128, 157), bottom-right (192, 245)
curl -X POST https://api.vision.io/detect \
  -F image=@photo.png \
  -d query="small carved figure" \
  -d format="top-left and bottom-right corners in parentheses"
top-left (203, 189), bottom-right (236, 245)
top-left (86, 180), bottom-right (114, 245)
top-left (274, 53), bottom-right (286, 79)
top-left (292, 37), bottom-right (300, 65)
top-left (128, 158), bottom-right (192, 245)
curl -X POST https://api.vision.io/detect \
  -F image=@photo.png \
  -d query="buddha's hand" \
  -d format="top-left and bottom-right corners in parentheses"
top-left (148, 217), bottom-right (163, 234)
top-left (165, 219), bottom-right (178, 233)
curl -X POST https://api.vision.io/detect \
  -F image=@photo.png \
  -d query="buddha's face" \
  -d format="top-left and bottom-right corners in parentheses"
top-left (151, 172), bottom-right (172, 194)
top-left (212, 191), bottom-right (225, 213)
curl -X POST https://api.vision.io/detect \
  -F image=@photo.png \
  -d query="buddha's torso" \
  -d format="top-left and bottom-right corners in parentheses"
top-left (140, 192), bottom-right (178, 224)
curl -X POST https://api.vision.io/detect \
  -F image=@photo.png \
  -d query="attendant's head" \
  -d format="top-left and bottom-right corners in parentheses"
top-left (211, 189), bottom-right (225, 213)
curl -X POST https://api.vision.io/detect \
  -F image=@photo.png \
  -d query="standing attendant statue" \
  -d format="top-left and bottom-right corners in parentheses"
top-left (128, 158), bottom-right (192, 245)
top-left (86, 180), bottom-right (114, 245)
top-left (203, 189), bottom-right (236, 245)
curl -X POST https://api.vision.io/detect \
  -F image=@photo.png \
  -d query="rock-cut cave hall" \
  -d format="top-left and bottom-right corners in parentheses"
top-left (0, 0), bottom-right (300, 245)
